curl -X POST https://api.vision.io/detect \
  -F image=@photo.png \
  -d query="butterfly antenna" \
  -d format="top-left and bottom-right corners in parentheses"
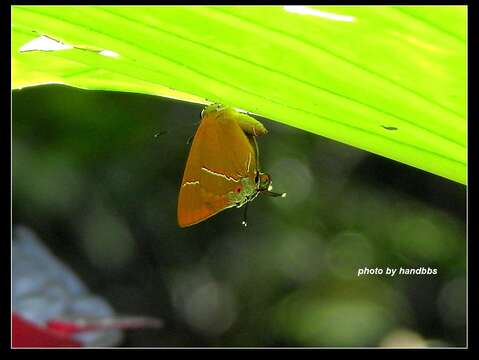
top-left (242, 203), bottom-right (249, 227)
top-left (154, 130), bottom-right (167, 139)
top-left (265, 191), bottom-right (287, 198)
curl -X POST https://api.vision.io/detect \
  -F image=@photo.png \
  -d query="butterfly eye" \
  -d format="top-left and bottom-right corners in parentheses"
top-left (254, 172), bottom-right (260, 184)
top-left (236, 186), bottom-right (242, 193)
top-left (258, 173), bottom-right (271, 192)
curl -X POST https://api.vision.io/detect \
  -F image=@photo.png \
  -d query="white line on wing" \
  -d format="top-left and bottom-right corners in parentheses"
top-left (246, 153), bottom-right (252, 173)
top-left (201, 167), bottom-right (241, 182)
top-left (182, 180), bottom-right (200, 187)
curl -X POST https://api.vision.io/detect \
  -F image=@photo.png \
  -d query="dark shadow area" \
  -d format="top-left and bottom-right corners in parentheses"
top-left (12, 85), bottom-right (466, 347)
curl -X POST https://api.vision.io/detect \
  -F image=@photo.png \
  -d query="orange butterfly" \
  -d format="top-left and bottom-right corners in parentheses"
top-left (178, 104), bottom-right (285, 227)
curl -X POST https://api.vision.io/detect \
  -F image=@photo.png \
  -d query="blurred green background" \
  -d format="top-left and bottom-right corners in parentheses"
top-left (12, 85), bottom-right (466, 347)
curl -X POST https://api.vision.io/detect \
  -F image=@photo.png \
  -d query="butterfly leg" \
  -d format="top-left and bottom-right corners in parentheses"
top-left (241, 203), bottom-right (249, 227)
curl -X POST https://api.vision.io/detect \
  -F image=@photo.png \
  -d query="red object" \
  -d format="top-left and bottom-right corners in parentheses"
top-left (46, 316), bottom-right (163, 335)
top-left (12, 313), bottom-right (82, 348)
top-left (13, 312), bottom-right (163, 347)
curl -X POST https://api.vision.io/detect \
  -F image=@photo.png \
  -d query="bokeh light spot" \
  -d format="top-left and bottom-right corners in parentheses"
top-left (80, 205), bottom-right (136, 270)
top-left (268, 157), bottom-right (313, 209)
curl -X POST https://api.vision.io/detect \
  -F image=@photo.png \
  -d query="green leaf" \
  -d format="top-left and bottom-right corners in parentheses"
top-left (12, 5), bottom-right (466, 184)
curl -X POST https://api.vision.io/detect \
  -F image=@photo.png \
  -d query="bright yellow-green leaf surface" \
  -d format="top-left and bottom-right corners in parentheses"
top-left (12, 6), bottom-right (467, 184)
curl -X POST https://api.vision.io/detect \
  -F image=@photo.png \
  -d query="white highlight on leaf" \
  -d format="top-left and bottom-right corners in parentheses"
top-left (201, 167), bottom-right (240, 182)
top-left (284, 6), bottom-right (355, 22)
top-left (234, 107), bottom-right (261, 118)
top-left (19, 35), bottom-right (73, 52)
top-left (99, 49), bottom-right (120, 58)
top-left (19, 35), bottom-right (121, 58)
